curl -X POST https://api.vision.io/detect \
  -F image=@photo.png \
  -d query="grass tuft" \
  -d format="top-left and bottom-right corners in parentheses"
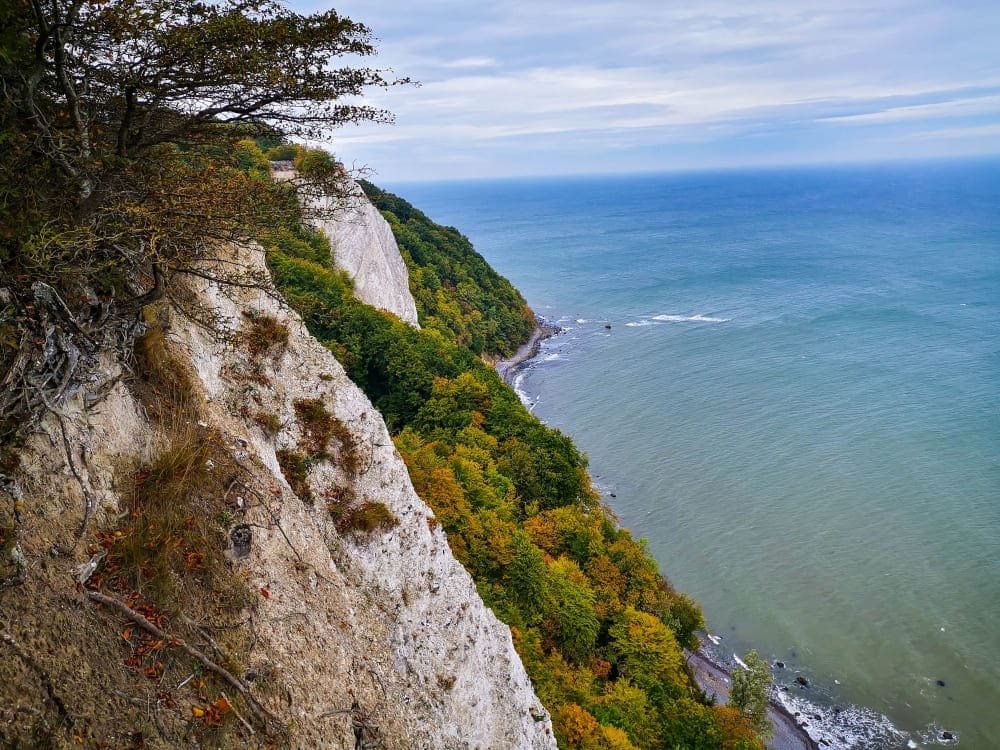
top-left (292, 398), bottom-right (358, 473)
top-left (329, 495), bottom-right (398, 540)
top-left (242, 311), bottom-right (289, 359)
top-left (276, 449), bottom-right (312, 503)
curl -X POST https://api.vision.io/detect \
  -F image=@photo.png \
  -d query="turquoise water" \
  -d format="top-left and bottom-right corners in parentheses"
top-left (386, 160), bottom-right (1000, 748)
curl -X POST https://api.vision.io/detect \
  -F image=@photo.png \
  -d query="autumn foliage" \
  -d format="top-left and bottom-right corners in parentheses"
top-left (250, 142), bottom-right (765, 749)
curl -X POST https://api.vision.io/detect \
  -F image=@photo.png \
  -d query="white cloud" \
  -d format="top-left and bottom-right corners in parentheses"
top-left (293, 0), bottom-right (1000, 178)
top-left (906, 123), bottom-right (1000, 140)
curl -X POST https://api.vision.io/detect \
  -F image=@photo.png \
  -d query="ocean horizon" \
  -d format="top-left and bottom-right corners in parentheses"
top-left (386, 159), bottom-right (1000, 749)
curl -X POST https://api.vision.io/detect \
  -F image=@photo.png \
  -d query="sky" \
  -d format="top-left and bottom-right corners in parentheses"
top-left (292, 0), bottom-right (1000, 182)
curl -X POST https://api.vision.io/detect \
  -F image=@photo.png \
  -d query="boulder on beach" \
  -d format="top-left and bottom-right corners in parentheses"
top-left (795, 676), bottom-right (810, 688)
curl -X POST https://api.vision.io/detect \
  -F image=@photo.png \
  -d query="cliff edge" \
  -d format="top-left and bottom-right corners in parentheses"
top-left (0, 237), bottom-right (554, 748)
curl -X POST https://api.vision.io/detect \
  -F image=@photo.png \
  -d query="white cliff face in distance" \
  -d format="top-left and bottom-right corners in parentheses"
top-left (271, 162), bottom-right (420, 327)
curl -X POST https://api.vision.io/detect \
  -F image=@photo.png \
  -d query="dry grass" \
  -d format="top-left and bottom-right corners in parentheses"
top-left (293, 398), bottom-right (358, 473)
top-left (133, 326), bottom-right (199, 422)
top-left (276, 449), bottom-right (312, 503)
top-left (254, 412), bottom-right (281, 435)
top-left (98, 421), bottom-right (254, 620)
top-left (242, 311), bottom-right (289, 359)
top-left (329, 496), bottom-right (398, 540)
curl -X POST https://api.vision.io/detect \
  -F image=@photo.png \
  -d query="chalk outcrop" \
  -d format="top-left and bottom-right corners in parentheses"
top-left (3, 236), bottom-right (553, 747)
top-left (271, 162), bottom-right (420, 327)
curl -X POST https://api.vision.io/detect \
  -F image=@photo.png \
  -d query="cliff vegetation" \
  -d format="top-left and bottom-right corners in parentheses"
top-left (1, 0), bottom-right (765, 744)
top-left (251, 143), bottom-right (765, 750)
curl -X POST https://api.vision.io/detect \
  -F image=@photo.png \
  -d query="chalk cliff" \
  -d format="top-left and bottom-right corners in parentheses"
top-left (0, 234), bottom-right (553, 745)
top-left (271, 162), bottom-right (420, 327)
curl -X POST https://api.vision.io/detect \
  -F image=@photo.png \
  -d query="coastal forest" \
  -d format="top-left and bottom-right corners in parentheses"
top-left (1, 0), bottom-right (764, 747)
top-left (258, 142), bottom-right (764, 750)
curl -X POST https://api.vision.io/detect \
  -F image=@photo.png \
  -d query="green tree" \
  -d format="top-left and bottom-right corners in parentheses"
top-left (0, 0), bottom-right (402, 438)
top-left (729, 650), bottom-right (772, 740)
top-left (608, 607), bottom-right (688, 698)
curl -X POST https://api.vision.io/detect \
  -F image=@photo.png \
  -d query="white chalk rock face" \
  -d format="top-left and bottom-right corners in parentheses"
top-left (316, 180), bottom-right (420, 328)
top-left (176, 244), bottom-right (554, 748)
top-left (272, 163), bottom-right (419, 327)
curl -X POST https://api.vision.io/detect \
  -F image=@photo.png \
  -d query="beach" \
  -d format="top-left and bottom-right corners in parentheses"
top-left (686, 650), bottom-right (820, 750)
top-left (493, 318), bottom-right (560, 385)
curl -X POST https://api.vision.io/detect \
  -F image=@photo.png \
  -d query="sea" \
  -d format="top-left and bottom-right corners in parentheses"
top-left (385, 159), bottom-right (1000, 749)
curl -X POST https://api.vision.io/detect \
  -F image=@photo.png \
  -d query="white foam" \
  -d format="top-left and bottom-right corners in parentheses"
top-left (773, 687), bottom-right (908, 750)
top-left (625, 320), bottom-right (653, 327)
top-left (706, 633), bottom-right (721, 645)
top-left (511, 371), bottom-right (533, 409)
top-left (651, 313), bottom-right (731, 323)
top-left (733, 653), bottom-right (748, 670)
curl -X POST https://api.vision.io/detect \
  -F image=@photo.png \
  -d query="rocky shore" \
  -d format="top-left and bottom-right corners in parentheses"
top-left (686, 650), bottom-right (821, 750)
top-left (493, 318), bottom-right (560, 385)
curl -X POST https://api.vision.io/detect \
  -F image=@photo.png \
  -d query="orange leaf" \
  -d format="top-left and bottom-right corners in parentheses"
top-left (260, 587), bottom-right (270, 599)
top-left (122, 628), bottom-right (131, 640)
top-left (191, 706), bottom-right (205, 718)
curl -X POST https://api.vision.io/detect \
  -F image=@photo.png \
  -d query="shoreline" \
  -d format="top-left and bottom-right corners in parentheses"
top-left (686, 649), bottom-right (821, 750)
top-left (492, 322), bottom-right (820, 750)
top-left (493, 317), bottom-right (560, 385)
top-left (491, 316), bottom-right (824, 750)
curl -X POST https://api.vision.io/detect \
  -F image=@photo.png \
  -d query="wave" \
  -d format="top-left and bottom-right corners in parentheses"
top-left (625, 314), bottom-right (731, 327)
top-left (651, 313), bottom-right (731, 323)
top-left (773, 688), bottom-right (910, 750)
top-left (699, 640), bottom-right (956, 749)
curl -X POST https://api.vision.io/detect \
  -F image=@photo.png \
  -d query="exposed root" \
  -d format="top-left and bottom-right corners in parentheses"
top-left (55, 415), bottom-right (97, 542)
top-left (86, 590), bottom-right (281, 735)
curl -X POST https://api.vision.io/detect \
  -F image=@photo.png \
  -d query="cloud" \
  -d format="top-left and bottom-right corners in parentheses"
top-left (291, 0), bottom-right (1000, 179)
top-left (906, 123), bottom-right (1000, 140)
top-left (818, 93), bottom-right (1000, 124)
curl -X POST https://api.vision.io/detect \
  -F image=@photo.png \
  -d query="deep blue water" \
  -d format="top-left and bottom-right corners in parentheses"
top-left (385, 160), bottom-right (1000, 749)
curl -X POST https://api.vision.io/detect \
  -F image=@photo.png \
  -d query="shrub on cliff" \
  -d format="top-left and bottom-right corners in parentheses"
top-left (0, 0), bottom-right (402, 440)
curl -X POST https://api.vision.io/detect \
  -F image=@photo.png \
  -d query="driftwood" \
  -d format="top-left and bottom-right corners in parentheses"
top-left (86, 590), bottom-right (281, 735)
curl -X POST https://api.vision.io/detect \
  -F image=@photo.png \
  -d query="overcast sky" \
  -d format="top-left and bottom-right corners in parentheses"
top-left (293, 0), bottom-right (1000, 182)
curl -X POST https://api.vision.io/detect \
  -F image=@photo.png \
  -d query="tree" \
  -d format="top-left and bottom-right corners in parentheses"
top-left (0, 0), bottom-right (402, 438)
top-left (607, 607), bottom-right (688, 698)
top-left (729, 650), bottom-right (772, 740)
